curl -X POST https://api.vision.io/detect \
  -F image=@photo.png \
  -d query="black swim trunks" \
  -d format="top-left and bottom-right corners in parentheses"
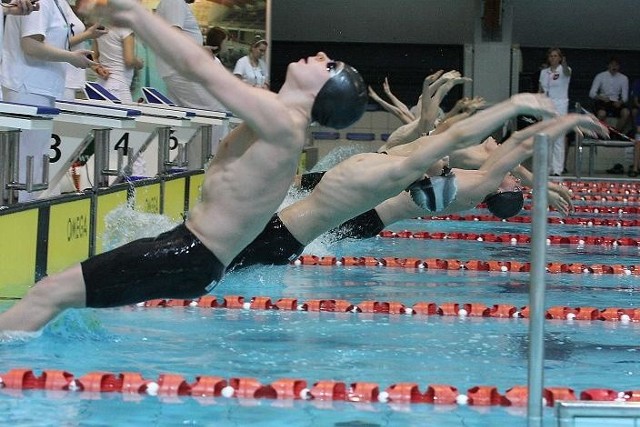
top-left (227, 214), bottom-right (305, 272)
top-left (330, 208), bottom-right (385, 240)
top-left (82, 223), bottom-right (224, 308)
top-left (299, 171), bottom-right (327, 192)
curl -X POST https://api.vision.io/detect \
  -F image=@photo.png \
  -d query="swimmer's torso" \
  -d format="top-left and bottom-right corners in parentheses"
top-left (187, 121), bottom-right (306, 265)
top-left (280, 152), bottom-right (420, 244)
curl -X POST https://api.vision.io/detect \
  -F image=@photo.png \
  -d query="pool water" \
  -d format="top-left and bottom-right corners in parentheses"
top-left (1, 185), bottom-right (639, 426)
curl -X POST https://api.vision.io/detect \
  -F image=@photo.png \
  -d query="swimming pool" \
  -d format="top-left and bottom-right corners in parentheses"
top-left (1, 179), bottom-right (639, 426)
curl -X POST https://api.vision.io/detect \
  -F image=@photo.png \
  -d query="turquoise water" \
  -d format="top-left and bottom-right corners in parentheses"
top-left (1, 206), bottom-right (640, 426)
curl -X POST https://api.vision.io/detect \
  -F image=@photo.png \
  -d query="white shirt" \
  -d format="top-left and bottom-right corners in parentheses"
top-left (539, 64), bottom-right (570, 101)
top-left (233, 55), bottom-right (268, 88)
top-left (589, 70), bottom-right (629, 103)
top-left (2, 0), bottom-right (70, 99)
top-left (63, 1), bottom-right (87, 91)
top-left (154, 0), bottom-right (202, 78)
top-left (96, 26), bottom-right (135, 87)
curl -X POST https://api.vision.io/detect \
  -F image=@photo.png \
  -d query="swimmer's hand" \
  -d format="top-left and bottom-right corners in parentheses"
top-left (425, 70), bottom-right (444, 85)
top-left (510, 93), bottom-right (557, 118)
top-left (69, 49), bottom-right (98, 69)
top-left (1, 0), bottom-right (38, 15)
top-left (548, 184), bottom-right (573, 216)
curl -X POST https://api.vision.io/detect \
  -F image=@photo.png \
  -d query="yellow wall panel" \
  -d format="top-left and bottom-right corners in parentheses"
top-left (163, 178), bottom-right (186, 221)
top-left (47, 199), bottom-right (91, 274)
top-left (0, 209), bottom-right (39, 298)
top-left (188, 173), bottom-right (204, 211)
top-left (133, 183), bottom-right (161, 214)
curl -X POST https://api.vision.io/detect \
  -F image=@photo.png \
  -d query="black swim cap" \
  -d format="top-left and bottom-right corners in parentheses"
top-left (483, 190), bottom-right (524, 219)
top-left (311, 62), bottom-right (367, 129)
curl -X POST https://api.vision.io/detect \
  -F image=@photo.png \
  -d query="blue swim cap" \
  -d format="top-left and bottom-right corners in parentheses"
top-left (483, 190), bottom-right (524, 219)
top-left (311, 62), bottom-right (367, 129)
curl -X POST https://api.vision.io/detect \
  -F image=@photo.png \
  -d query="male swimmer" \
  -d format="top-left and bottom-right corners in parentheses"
top-left (0, 0), bottom-right (367, 332)
top-left (230, 97), bottom-right (605, 271)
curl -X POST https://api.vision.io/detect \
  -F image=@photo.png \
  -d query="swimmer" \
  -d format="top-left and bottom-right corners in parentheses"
top-left (0, 0), bottom-right (367, 332)
top-left (379, 70), bottom-right (469, 152)
top-left (379, 75), bottom-right (573, 215)
top-left (230, 95), bottom-right (591, 270)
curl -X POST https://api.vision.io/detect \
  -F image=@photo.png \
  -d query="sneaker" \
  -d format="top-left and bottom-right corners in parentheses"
top-left (606, 163), bottom-right (624, 174)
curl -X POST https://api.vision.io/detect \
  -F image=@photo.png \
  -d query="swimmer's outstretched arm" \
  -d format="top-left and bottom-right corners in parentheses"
top-left (510, 165), bottom-right (573, 215)
top-left (479, 114), bottom-right (607, 180)
top-left (382, 77), bottom-right (414, 122)
top-left (419, 74), bottom-right (471, 135)
top-left (387, 93), bottom-right (557, 174)
top-left (368, 85), bottom-right (413, 125)
top-left (82, 0), bottom-right (295, 142)
top-left (378, 70), bottom-right (446, 151)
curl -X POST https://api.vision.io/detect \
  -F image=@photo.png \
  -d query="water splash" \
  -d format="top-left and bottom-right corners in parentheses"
top-left (102, 203), bottom-right (179, 250)
top-left (310, 143), bottom-right (369, 172)
top-left (0, 329), bottom-right (42, 344)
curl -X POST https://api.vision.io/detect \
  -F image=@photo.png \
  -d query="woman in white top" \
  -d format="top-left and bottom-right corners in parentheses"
top-left (233, 36), bottom-right (269, 89)
top-left (2, 0), bottom-right (95, 201)
top-left (93, 26), bottom-right (143, 103)
top-left (63, 0), bottom-right (108, 100)
top-left (538, 47), bottom-right (571, 176)
top-left (0, 0), bottom-right (40, 100)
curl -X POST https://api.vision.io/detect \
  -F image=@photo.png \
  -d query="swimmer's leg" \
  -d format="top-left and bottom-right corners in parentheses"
top-left (0, 264), bottom-right (86, 332)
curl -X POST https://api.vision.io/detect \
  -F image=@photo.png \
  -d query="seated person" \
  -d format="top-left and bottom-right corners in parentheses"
top-left (589, 57), bottom-right (631, 134)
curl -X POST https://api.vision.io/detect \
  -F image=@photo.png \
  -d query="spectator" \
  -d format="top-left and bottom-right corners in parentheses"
top-left (204, 26), bottom-right (227, 62)
top-left (2, 0), bottom-right (95, 201)
top-left (0, 0), bottom-right (40, 100)
top-left (589, 57), bottom-right (630, 133)
top-left (233, 36), bottom-right (269, 89)
top-left (538, 47), bottom-right (571, 176)
top-left (93, 25), bottom-right (144, 103)
top-left (155, 0), bottom-right (225, 111)
top-left (64, 0), bottom-right (108, 100)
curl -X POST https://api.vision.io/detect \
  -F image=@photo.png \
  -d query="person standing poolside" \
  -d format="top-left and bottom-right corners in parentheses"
top-left (0, 0), bottom-right (368, 332)
top-left (154, 0), bottom-right (225, 111)
top-left (538, 47), bottom-right (571, 176)
top-left (93, 24), bottom-right (143, 103)
top-left (2, 0), bottom-right (96, 202)
top-left (0, 0), bottom-right (40, 101)
top-left (233, 36), bottom-right (269, 89)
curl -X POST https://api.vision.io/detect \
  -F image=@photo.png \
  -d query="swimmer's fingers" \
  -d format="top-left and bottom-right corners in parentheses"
top-left (425, 70), bottom-right (444, 84)
top-left (510, 93), bottom-right (557, 118)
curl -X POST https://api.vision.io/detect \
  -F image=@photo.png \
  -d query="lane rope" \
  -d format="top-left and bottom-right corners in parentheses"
top-left (421, 214), bottom-right (640, 226)
top-left (288, 255), bottom-right (640, 276)
top-left (135, 295), bottom-right (640, 324)
top-left (1, 367), bottom-right (638, 407)
top-left (375, 230), bottom-right (640, 247)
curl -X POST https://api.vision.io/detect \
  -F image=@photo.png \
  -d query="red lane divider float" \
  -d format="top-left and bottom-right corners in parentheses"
top-left (290, 255), bottom-right (640, 276)
top-left (136, 295), bottom-right (640, 324)
top-left (521, 205), bottom-right (640, 215)
top-left (375, 230), bottom-right (640, 247)
top-left (522, 193), bottom-right (640, 203)
top-left (2, 368), bottom-right (639, 407)
top-left (562, 182), bottom-right (640, 192)
top-left (419, 214), bottom-right (640, 226)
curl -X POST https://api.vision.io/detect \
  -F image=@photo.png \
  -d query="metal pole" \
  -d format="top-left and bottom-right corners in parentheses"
top-left (528, 133), bottom-right (550, 426)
